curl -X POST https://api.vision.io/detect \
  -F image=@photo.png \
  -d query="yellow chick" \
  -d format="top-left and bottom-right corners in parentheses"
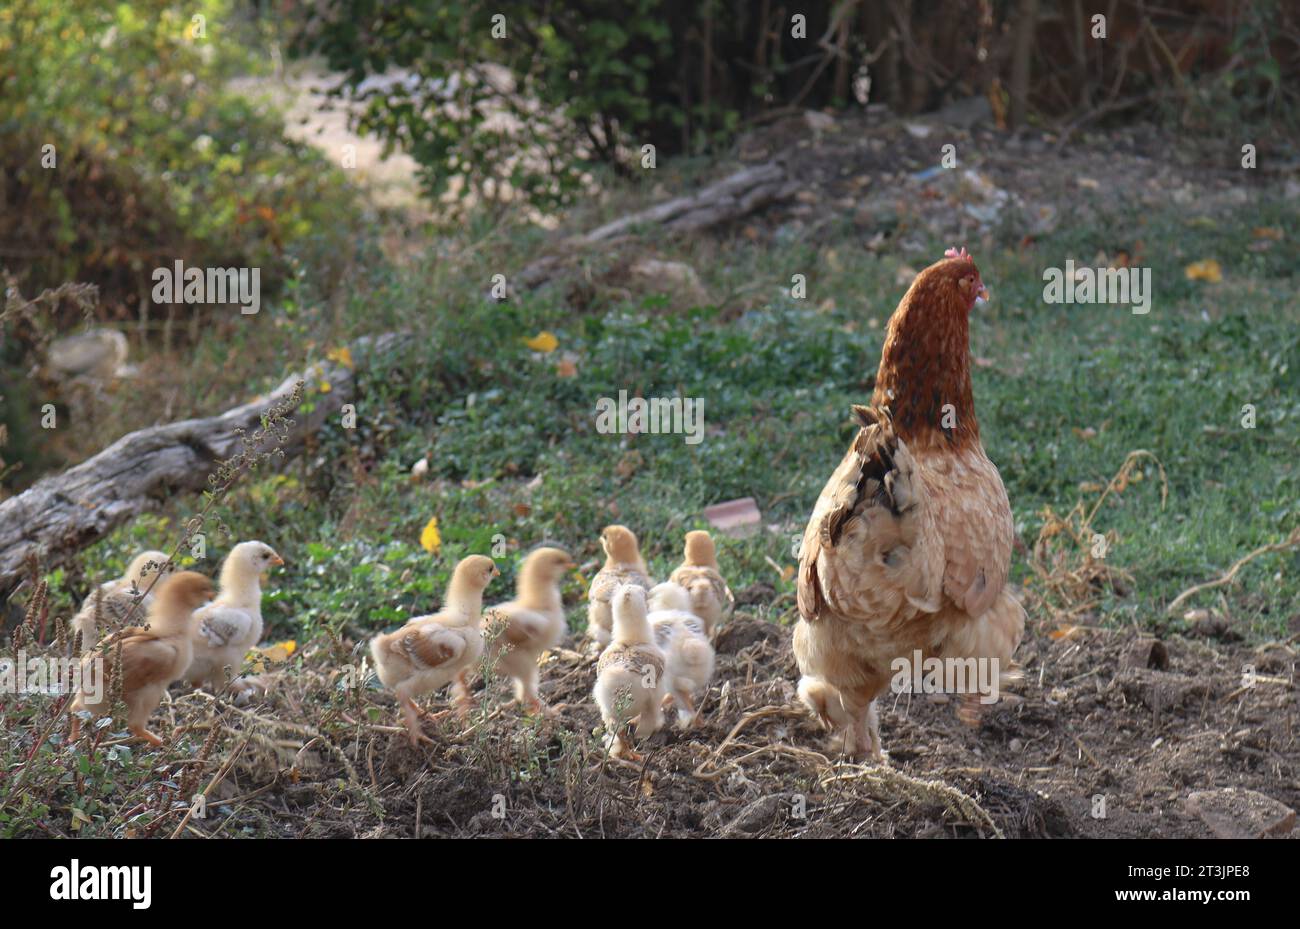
top-left (71, 550), bottom-right (172, 655)
top-left (586, 525), bottom-right (653, 648)
top-left (647, 582), bottom-right (716, 729)
top-left (593, 584), bottom-right (667, 761)
top-left (484, 547), bottom-right (575, 714)
top-left (668, 530), bottom-right (734, 637)
top-left (70, 572), bottom-right (214, 746)
top-left (184, 541), bottom-right (284, 691)
top-left (370, 555), bottom-right (499, 746)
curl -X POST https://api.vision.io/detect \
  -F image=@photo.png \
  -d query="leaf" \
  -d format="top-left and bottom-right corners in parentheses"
top-left (419, 516), bottom-right (442, 553)
top-left (524, 331), bottom-right (559, 353)
top-left (327, 346), bottom-right (355, 369)
top-left (556, 358), bottom-right (578, 378)
top-left (255, 640), bottom-right (297, 664)
top-left (1049, 624), bottom-right (1083, 640)
top-left (1184, 259), bottom-right (1223, 283)
top-left (318, 380), bottom-right (333, 394)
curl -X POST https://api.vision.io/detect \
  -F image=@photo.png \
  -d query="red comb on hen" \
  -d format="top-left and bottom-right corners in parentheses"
top-left (944, 246), bottom-right (971, 260)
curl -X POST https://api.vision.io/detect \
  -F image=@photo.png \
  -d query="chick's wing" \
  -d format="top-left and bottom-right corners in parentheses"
top-left (193, 604), bottom-right (256, 649)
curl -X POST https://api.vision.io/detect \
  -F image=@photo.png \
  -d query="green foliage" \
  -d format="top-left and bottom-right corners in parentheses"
top-left (297, 0), bottom-right (681, 212)
top-left (0, 0), bottom-right (361, 315)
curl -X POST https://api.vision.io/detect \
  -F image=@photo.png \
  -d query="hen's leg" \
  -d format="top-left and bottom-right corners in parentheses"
top-left (841, 687), bottom-right (884, 763)
top-left (797, 675), bottom-right (848, 732)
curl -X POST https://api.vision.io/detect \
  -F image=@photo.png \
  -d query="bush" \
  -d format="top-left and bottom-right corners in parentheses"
top-left (0, 0), bottom-right (362, 320)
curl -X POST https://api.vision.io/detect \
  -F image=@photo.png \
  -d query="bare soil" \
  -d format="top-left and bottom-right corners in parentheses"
top-left (193, 590), bottom-right (1297, 839)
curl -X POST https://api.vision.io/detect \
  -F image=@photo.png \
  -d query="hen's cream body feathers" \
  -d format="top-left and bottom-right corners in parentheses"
top-left (184, 541), bottom-right (283, 690)
top-left (70, 572), bottom-right (213, 746)
top-left (647, 583), bottom-right (715, 728)
top-left (594, 584), bottom-right (666, 760)
top-left (370, 555), bottom-right (499, 745)
top-left (667, 530), bottom-right (733, 637)
top-left (71, 550), bottom-right (170, 655)
top-left (484, 547), bottom-right (574, 712)
top-left (586, 525), bottom-right (653, 647)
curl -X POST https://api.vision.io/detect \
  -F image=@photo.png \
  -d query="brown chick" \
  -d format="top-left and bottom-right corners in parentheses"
top-left (370, 555), bottom-right (499, 746)
top-left (69, 571), bottom-right (214, 747)
top-left (484, 547), bottom-right (575, 714)
top-left (794, 247), bottom-right (1024, 761)
top-left (667, 530), bottom-right (734, 637)
top-left (586, 525), bottom-right (653, 648)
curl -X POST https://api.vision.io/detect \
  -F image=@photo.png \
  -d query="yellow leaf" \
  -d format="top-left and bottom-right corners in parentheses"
top-left (1049, 624), bottom-right (1083, 641)
top-left (327, 346), bottom-right (354, 369)
top-left (318, 380), bottom-right (332, 393)
top-left (420, 516), bottom-right (442, 553)
top-left (252, 640), bottom-right (298, 665)
top-left (524, 331), bottom-right (559, 353)
top-left (1184, 259), bottom-right (1222, 283)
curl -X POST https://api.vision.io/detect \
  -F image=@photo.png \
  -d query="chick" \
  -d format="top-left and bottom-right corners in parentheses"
top-left (586, 525), bottom-right (653, 648)
top-left (647, 582), bottom-right (716, 728)
top-left (370, 555), bottom-right (499, 746)
top-left (593, 584), bottom-right (667, 761)
top-left (71, 550), bottom-right (172, 655)
top-left (70, 572), bottom-right (214, 746)
top-left (183, 541), bottom-right (284, 691)
top-left (484, 547), bottom-right (575, 714)
top-left (668, 530), bottom-right (734, 637)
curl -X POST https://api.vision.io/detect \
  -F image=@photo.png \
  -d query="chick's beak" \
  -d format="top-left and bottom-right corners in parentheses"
top-left (270, 554), bottom-right (285, 566)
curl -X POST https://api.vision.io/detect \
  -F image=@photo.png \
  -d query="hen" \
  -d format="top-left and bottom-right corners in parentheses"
top-left (794, 247), bottom-right (1025, 761)
top-left (484, 546), bottom-right (574, 714)
top-left (667, 530), bottom-right (734, 637)
top-left (585, 525), bottom-right (653, 648)
top-left (71, 549), bottom-right (171, 654)
top-left (70, 571), bottom-right (214, 746)
top-left (370, 554), bottom-right (499, 746)
top-left (183, 541), bottom-right (283, 691)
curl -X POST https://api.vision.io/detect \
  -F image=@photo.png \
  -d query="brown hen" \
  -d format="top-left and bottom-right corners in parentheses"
top-left (794, 247), bottom-right (1025, 761)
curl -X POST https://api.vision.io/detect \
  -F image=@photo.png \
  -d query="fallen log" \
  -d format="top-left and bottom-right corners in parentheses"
top-left (0, 333), bottom-right (402, 596)
top-left (515, 160), bottom-right (795, 290)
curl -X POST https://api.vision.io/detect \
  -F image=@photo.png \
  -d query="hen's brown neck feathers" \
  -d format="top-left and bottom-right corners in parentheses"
top-left (869, 258), bottom-right (980, 453)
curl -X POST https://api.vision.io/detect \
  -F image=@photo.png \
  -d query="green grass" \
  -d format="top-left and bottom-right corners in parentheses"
top-left (66, 191), bottom-right (1300, 648)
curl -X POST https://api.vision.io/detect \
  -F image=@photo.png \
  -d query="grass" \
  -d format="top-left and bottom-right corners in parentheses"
top-left (55, 186), bottom-right (1300, 643)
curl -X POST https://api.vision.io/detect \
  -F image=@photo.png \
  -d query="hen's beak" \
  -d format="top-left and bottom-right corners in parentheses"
top-left (976, 284), bottom-right (990, 306)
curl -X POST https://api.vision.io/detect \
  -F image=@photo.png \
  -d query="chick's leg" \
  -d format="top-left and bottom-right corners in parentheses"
top-left (673, 689), bottom-right (697, 729)
top-left (127, 688), bottom-right (166, 747)
top-left (514, 661), bottom-right (545, 715)
top-left (452, 670), bottom-right (474, 722)
top-left (395, 684), bottom-right (433, 746)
